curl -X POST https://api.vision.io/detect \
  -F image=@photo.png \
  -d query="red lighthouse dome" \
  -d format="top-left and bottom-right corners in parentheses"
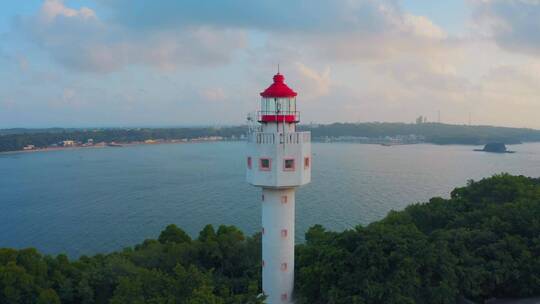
top-left (260, 73), bottom-right (297, 98)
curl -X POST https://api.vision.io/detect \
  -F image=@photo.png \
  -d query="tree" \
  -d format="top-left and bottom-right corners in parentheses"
top-left (158, 224), bottom-right (192, 244)
top-left (187, 285), bottom-right (224, 304)
top-left (36, 289), bottom-right (61, 304)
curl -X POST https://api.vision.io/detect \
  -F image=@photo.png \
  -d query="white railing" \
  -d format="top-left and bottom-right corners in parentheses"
top-left (257, 111), bottom-right (300, 123)
top-left (248, 132), bottom-right (311, 144)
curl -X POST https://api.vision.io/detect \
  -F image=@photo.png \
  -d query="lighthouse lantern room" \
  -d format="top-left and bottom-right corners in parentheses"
top-left (259, 73), bottom-right (299, 124)
top-left (246, 72), bottom-right (311, 304)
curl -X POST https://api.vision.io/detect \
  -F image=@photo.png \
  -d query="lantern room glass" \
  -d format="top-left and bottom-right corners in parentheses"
top-left (261, 97), bottom-right (296, 115)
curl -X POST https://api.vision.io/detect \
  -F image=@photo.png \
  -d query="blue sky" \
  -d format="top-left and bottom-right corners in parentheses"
top-left (1, 0), bottom-right (540, 128)
top-left (0, 1), bottom-right (469, 35)
top-left (403, 0), bottom-right (469, 34)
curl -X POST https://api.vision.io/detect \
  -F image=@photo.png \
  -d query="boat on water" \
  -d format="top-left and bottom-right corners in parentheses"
top-left (106, 142), bottom-right (123, 147)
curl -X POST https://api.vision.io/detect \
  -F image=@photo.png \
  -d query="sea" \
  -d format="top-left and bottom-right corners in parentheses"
top-left (1, 142), bottom-right (539, 257)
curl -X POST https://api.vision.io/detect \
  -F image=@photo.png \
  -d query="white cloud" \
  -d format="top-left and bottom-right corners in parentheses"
top-left (473, 0), bottom-right (540, 55)
top-left (200, 87), bottom-right (227, 102)
top-left (17, 0), bottom-right (247, 73)
top-left (403, 14), bottom-right (447, 40)
top-left (40, 0), bottom-right (96, 22)
top-left (4, 0), bottom-right (540, 128)
top-left (20, 0), bottom-right (449, 73)
top-left (295, 63), bottom-right (331, 98)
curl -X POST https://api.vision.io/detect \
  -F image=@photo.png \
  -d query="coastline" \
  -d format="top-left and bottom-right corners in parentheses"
top-left (0, 139), bottom-right (229, 155)
top-left (3, 140), bottom-right (538, 155)
top-left (0, 145), bottom-right (107, 155)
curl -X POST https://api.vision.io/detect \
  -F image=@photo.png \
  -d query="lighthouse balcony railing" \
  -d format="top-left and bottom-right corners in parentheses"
top-left (257, 111), bottom-right (300, 123)
top-left (248, 132), bottom-right (311, 145)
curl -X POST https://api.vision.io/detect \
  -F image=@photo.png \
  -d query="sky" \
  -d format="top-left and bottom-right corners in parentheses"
top-left (0, 0), bottom-right (540, 128)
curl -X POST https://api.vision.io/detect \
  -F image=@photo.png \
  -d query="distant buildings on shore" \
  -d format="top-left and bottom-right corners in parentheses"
top-left (19, 133), bottom-right (423, 152)
top-left (416, 116), bottom-right (428, 124)
top-left (17, 135), bottom-right (245, 152)
top-left (62, 140), bottom-right (76, 147)
top-left (317, 134), bottom-right (425, 145)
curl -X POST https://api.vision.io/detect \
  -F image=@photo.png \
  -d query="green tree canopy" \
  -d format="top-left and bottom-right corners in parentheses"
top-left (0, 174), bottom-right (538, 303)
top-left (158, 224), bottom-right (192, 244)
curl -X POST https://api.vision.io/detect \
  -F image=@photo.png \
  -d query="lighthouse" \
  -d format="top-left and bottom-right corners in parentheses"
top-left (246, 72), bottom-right (311, 303)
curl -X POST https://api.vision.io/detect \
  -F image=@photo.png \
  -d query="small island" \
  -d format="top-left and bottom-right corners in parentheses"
top-left (475, 142), bottom-right (515, 153)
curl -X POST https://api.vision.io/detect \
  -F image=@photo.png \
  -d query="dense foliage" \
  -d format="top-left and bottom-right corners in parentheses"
top-left (0, 225), bottom-right (263, 304)
top-left (304, 122), bottom-right (540, 145)
top-left (1, 175), bottom-right (539, 303)
top-left (295, 174), bottom-right (540, 303)
top-left (0, 127), bottom-right (246, 152)
top-left (2, 123), bottom-right (540, 152)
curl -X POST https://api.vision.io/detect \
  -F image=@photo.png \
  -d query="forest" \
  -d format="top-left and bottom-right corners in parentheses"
top-left (303, 122), bottom-right (540, 145)
top-left (1, 174), bottom-right (539, 303)
top-left (2, 123), bottom-right (540, 152)
top-left (0, 127), bottom-right (246, 152)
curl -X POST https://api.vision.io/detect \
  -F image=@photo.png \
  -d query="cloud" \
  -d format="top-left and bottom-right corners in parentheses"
top-left (473, 0), bottom-right (540, 55)
top-left (17, 0), bottom-right (451, 73)
top-left (200, 87), bottom-right (227, 102)
top-left (40, 0), bottom-right (96, 22)
top-left (403, 14), bottom-right (447, 40)
top-left (100, 0), bottom-right (450, 63)
top-left (17, 0), bottom-right (247, 73)
top-left (287, 38), bottom-right (540, 127)
top-left (98, 0), bottom-right (400, 34)
top-left (5, 0), bottom-right (540, 128)
top-left (480, 63), bottom-right (540, 106)
top-left (295, 63), bottom-right (331, 98)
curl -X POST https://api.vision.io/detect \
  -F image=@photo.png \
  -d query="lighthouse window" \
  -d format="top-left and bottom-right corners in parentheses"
top-left (284, 158), bottom-right (295, 171)
top-left (261, 98), bottom-right (276, 114)
top-left (281, 293), bottom-right (288, 301)
top-left (281, 99), bottom-right (289, 113)
top-left (281, 263), bottom-right (288, 271)
top-left (264, 98), bottom-right (276, 113)
top-left (247, 157), bottom-right (252, 169)
top-left (304, 157), bottom-right (310, 169)
top-left (259, 158), bottom-right (271, 171)
top-left (281, 195), bottom-right (288, 204)
top-left (281, 229), bottom-right (288, 237)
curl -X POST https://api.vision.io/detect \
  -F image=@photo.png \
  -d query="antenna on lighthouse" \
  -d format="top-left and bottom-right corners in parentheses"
top-left (247, 112), bottom-right (258, 134)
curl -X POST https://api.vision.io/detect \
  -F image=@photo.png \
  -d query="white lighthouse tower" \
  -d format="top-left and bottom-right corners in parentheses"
top-left (246, 72), bottom-right (311, 303)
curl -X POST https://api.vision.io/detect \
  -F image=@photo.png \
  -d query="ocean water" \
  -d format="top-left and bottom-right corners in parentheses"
top-left (1, 142), bottom-right (539, 257)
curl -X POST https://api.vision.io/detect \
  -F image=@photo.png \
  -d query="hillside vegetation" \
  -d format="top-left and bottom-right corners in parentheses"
top-left (2, 123), bottom-right (540, 152)
top-left (0, 127), bottom-right (245, 152)
top-left (303, 122), bottom-right (540, 145)
top-left (1, 174), bottom-right (539, 303)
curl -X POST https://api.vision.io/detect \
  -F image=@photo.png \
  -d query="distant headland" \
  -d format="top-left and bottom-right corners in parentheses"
top-left (1, 122), bottom-right (540, 153)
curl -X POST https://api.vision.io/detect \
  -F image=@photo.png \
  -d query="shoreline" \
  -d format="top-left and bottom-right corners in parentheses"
top-left (3, 140), bottom-right (539, 155)
top-left (0, 139), bottom-right (229, 155)
top-left (0, 145), bottom-right (107, 155)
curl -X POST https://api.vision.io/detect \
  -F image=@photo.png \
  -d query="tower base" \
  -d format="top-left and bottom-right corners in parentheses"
top-left (262, 187), bottom-right (296, 304)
